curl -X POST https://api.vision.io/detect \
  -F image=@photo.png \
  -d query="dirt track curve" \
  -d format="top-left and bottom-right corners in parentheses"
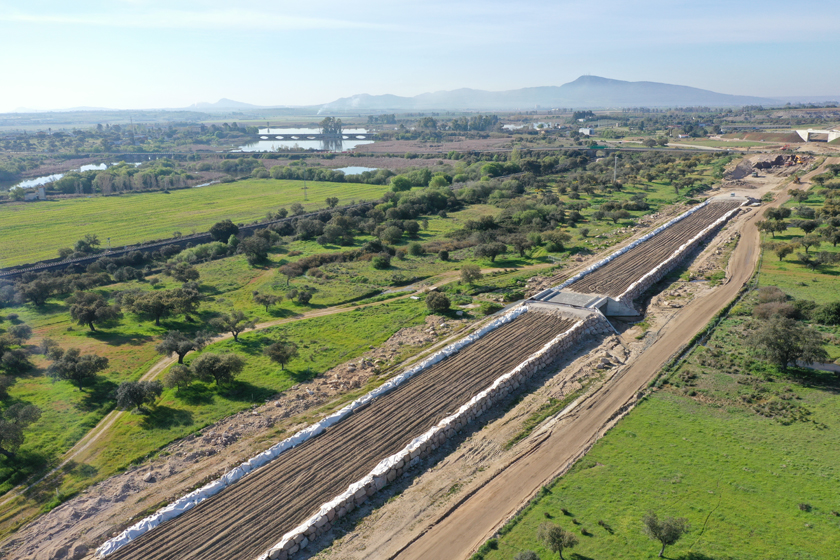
top-left (108, 312), bottom-right (576, 560)
top-left (566, 200), bottom-right (743, 297)
top-left (388, 166), bottom-right (833, 560)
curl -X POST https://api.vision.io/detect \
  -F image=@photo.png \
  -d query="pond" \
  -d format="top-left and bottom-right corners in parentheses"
top-left (334, 166), bottom-right (378, 175)
top-left (2, 162), bottom-right (141, 192)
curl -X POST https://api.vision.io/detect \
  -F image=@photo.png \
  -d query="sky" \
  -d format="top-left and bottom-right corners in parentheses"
top-left (1, 0), bottom-right (839, 112)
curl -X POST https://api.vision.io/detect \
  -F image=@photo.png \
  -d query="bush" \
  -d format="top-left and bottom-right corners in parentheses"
top-left (425, 291), bottom-right (451, 313)
top-left (812, 302), bottom-right (840, 325)
top-left (757, 286), bottom-right (787, 304)
top-left (752, 302), bottom-right (800, 320)
top-left (371, 254), bottom-right (391, 270)
top-left (438, 250), bottom-right (449, 261)
top-left (408, 242), bottom-right (424, 256)
top-left (480, 302), bottom-right (503, 316)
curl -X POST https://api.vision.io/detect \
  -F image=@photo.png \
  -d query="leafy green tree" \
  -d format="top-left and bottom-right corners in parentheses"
top-left (279, 263), bottom-right (304, 287)
top-left (460, 264), bottom-right (482, 284)
top-left (209, 219), bottom-right (239, 241)
top-left (191, 352), bottom-right (245, 386)
top-left (68, 291), bottom-right (121, 332)
top-left (325, 196), bottom-right (339, 208)
top-left (537, 522), bottom-right (578, 560)
top-left (475, 242), bottom-right (507, 263)
top-left (47, 348), bottom-right (109, 390)
top-left (263, 340), bottom-right (299, 370)
top-left (507, 234), bottom-right (533, 257)
top-left (74, 234), bottom-right (100, 254)
top-left (425, 291), bottom-right (450, 313)
top-left (798, 234), bottom-right (822, 254)
top-left (239, 235), bottom-right (271, 265)
top-left (115, 380), bottom-right (163, 412)
top-left (163, 364), bottom-right (195, 391)
top-left (749, 316), bottom-right (828, 370)
top-left (380, 226), bottom-right (403, 244)
top-left (642, 512), bottom-right (690, 558)
top-left (0, 404), bottom-right (41, 460)
top-left (390, 176), bottom-right (412, 192)
top-left (164, 262), bottom-right (200, 282)
top-left (253, 292), bottom-right (282, 312)
top-left (156, 330), bottom-right (211, 364)
top-left (210, 311), bottom-right (256, 342)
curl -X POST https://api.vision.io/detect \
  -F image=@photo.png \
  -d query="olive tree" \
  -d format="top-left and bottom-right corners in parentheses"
top-left (210, 311), bottom-right (256, 342)
top-left (191, 353), bottom-right (245, 386)
top-left (155, 330), bottom-right (211, 364)
top-left (263, 340), bottom-right (299, 370)
top-left (642, 512), bottom-right (689, 558)
top-left (68, 291), bottom-right (122, 332)
top-left (47, 348), bottom-right (109, 390)
top-left (115, 380), bottom-right (163, 412)
top-left (537, 522), bottom-right (578, 560)
top-left (0, 404), bottom-right (41, 460)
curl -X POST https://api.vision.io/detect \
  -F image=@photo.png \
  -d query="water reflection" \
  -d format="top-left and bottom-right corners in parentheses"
top-left (239, 127), bottom-right (373, 153)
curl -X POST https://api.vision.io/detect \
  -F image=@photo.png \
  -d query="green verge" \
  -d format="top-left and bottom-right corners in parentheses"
top-left (0, 178), bottom-right (390, 266)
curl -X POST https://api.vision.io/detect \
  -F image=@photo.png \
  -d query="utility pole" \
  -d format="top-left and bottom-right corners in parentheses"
top-left (613, 154), bottom-right (618, 184)
top-left (302, 168), bottom-right (308, 201)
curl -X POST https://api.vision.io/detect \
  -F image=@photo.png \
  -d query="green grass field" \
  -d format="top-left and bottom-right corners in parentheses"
top-left (0, 178), bottom-right (390, 266)
top-left (482, 309), bottom-right (840, 560)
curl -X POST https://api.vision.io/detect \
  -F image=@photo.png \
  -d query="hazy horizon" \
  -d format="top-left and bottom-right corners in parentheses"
top-left (1, 0), bottom-right (838, 113)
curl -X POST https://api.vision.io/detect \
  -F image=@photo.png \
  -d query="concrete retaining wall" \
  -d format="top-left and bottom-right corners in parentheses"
top-left (96, 306), bottom-right (530, 558)
top-left (259, 310), bottom-right (613, 560)
top-left (616, 202), bottom-right (745, 305)
top-left (552, 199), bottom-right (712, 292)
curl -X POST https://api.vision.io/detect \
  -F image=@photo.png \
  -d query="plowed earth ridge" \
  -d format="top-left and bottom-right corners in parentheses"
top-left (108, 311), bottom-right (576, 560)
top-left (565, 200), bottom-right (742, 297)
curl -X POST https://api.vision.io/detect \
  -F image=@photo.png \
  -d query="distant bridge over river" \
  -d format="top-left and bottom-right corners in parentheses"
top-left (254, 133), bottom-right (376, 141)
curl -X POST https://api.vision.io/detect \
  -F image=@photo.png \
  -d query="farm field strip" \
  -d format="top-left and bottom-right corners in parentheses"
top-left (106, 311), bottom-right (576, 560)
top-left (0, 179), bottom-right (389, 266)
top-left (566, 200), bottom-right (743, 297)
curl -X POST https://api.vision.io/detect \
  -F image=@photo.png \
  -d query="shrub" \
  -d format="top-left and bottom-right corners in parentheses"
top-left (480, 302), bottom-right (503, 316)
top-left (425, 291), bottom-right (451, 313)
top-left (438, 250), bottom-right (449, 261)
top-left (371, 254), bottom-right (391, 270)
top-left (752, 302), bottom-right (800, 320)
top-left (757, 286), bottom-right (787, 304)
top-left (407, 242), bottom-right (424, 257)
top-left (812, 302), bottom-right (840, 325)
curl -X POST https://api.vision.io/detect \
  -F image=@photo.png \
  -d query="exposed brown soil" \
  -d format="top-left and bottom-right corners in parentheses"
top-left (106, 312), bottom-right (575, 560)
top-left (353, 138), bottom-right (509, 154)
top-left (563, 200), bottom-right (743, 298)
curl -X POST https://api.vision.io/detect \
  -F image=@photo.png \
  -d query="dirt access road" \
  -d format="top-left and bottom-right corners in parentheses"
top-left (388, 162), bottom-right (833, 560)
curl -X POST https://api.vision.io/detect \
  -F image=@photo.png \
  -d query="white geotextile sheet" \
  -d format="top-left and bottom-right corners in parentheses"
top-left (553, 199), bottom-right (711, 291)
top-left (96, 305), bottom-right (529, 558)
top-left (261, 318), bottom-right (586, 560)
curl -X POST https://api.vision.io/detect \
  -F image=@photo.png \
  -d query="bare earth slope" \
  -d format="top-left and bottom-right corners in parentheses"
top-left (108, 312), bottom-right (575, 560)
top-left (566, 200), bottom-right (742, 297)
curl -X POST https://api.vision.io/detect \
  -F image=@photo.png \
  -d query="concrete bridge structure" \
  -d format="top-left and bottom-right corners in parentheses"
top-left (255, 133), bottom-right (376, 141)
top-left (796, 129), bottom-right (840, 142)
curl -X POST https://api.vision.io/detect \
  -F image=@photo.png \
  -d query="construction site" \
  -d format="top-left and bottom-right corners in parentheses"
top-left (83, 194), bottom-right (752, 560)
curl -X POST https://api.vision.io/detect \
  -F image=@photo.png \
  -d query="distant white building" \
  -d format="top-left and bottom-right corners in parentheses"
top-left (578, 128), bottom-right (594, 136)
top-left (24, 187), bottom-right (46, 202)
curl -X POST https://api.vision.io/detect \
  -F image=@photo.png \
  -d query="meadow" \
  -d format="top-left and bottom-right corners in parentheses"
top-left (478, 234), bottom-right (840, 560)
top-left (0, 178), bottom-right (390, 266)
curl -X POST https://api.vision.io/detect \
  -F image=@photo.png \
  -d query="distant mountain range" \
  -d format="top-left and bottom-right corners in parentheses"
top-left (6, 77), bottom-right (838, 116)
top-left (317, 76), bottom-right (780, 112)
top-left (185, 98), bottom-right (265, 111)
